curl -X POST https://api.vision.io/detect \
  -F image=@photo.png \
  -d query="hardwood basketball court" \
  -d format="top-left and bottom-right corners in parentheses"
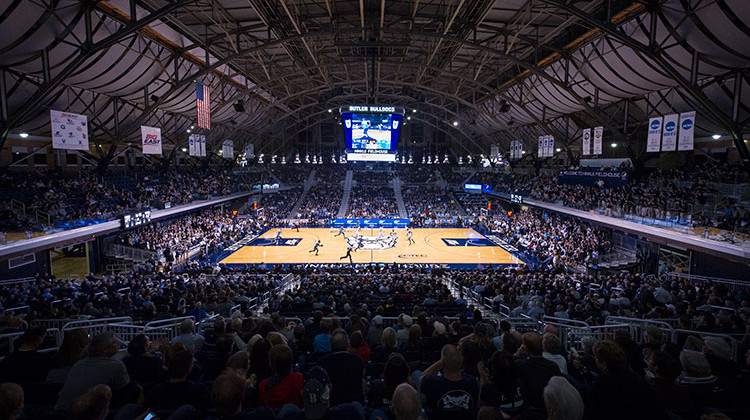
top-left (220, 228), bottom-right (523, 266)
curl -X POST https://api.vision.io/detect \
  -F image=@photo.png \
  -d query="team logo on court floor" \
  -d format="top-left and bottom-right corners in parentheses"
top-left (441, 238), bottom-right (496, 247)
top-left (249, 238), bottom-right (302, 246)
top-left (398, 254), bottom-right (427, 259)
top-left (346, 235), bottom-right (397, 250)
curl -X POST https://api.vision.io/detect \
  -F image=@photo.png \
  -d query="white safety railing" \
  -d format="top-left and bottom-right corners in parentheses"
top-left (0, 277), bottom-right (35, 286)
top-left (0, 328), bottom-right (61, 357)
top-left (666, 272), bottom-right (750, 291)
top-left (62, 317), bottom-right (133, 334)
top-left (605, 316), bottom-right (674, 344)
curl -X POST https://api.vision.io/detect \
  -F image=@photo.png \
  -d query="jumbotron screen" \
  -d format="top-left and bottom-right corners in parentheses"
top-left (342, 105), bottom-right (403, 162)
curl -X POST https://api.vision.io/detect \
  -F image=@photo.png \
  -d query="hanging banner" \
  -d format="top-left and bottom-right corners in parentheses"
top-left (245, 143), bottom-right (254, 158)
top-left (582, 128), bottom-right (591, 156)
top-left (646, 117), bottom-right (662, 152)
top-left (199, 135), bottom-right (206, 157)
top-left (593, 126), bottom-right (603, 155)
top-left (559, 169), bottom-right (630, 188)
top-left (538, 136), bottom-right (544, 158)
top-left (678, 111), bottom-right (695, 151)
top-left (549, 136), bottom-right (555, 156)
top-left (543, 136), bottom-right (549, 158)
top-left (222, 140), bottom-right (234, 159)
top-left (188, 134), bottom-right (197, 156)
top-left (50, 110), bottom-right (89, 150)
top-left (490, 144), bottom-right (499, 159)
top-left (661, 114), bottom-right (678, 151)
top-left (140, 126), bottom-right (162, 155)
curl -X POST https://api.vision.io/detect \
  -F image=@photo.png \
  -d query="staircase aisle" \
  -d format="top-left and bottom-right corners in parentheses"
top-left (393, 177), bottom-right (408, 218)
top-left (288, 169), bottom-right (316, 217)
top-left (336, 170), bottom-right (353, 218)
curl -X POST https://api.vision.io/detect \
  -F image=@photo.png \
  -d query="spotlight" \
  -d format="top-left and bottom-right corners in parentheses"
top-left (181, 147), bottom-right (187, 152)
top-left (556, 148), bottom-right (561, 152)
top-left (611, 143), bottom-right (617, 148)
top-left (712, 134), bottom-right (721, 140)
top-left (328, 109), bottom-right (332, 113)
top-left (19, 133), bottom-right (29, 138)
top-left (186, 129), bottom-right (191, 133)
top-left (452, 121), bottom-right (458, 126)
top-left (190, 125), bottom-right (195, 129)
top-left (412, 109), bottom-right (417, 113)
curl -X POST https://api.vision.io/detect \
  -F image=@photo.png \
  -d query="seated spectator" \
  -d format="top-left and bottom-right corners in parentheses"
top-left (46, 329), bottom-right (89, 386)
top-left (391, 383), bottom-right (422, 420)
top-left (372, 327), bottom-right (399, 363)
top-left (145, 349), bottom-right (210, 412)
top-left (543, 376), bottom-right (583, 420)
top-left (646, 350), bottom-right (690, 411)
top-left (677, 350), bottom-right (722, 411)
top-left (514, 332), bottom-right (560, 411)
top-left (368, 352), bottom-right (412, 411)
top-left (589, 339), bottom-right (665, 419)
top-left (347, 330), bottom-right (370, 363)
top-left (69, 384), bottom-right (111, 420)
top-left (278, 366), bottom-right (365, 420)
top-left (0, 326), bottom-right (51, 385)
top-left (172, 319), bottom-right (205, 354)
top-left (318, 329), bottom-right (365, 405)
top-left (314, 319), bottom-right (333, 354)
top-left (201, 334), bottom-right (235, 381)
top-left (258, 344), bottom-right (303, 408)
top-left (0, 383), bottom-right (24, 420)
top-left (367, 316), bottom-right (384, 347)
top-left (122, 334), bottom-right (165, 388)
top-left (210, 372), bottom-right (274, 420)
top-left (420, 344), bottom-right (479, 420)
top-left (478, 351), bottom-right (523, 413)
top-left (55, 332), bottom-right (133, 411)
top-left (542, 333), bottom-right (567, 375)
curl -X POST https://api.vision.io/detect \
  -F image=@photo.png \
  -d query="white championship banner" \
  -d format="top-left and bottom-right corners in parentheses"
top-left (538, 136), bottom-right (544, 158)
top-left (678, 111), bottom-right (695, 151)
top-left (548, 136), bottom-right (555, 157)
top-left (582, 128), bottom-right (591, 155)
top-left (199, 134), bottom-right (206, 157)
top-left (661, 114), bottom-right (678, 151)
top-left (646, 117), bottom-right (662, 152)
top-left (222, 140), bottom-right (234, 159)
top-left (50, 109), bottom-right (89, 150)
top-left (188, 134), bottom-right (197, 156)
top-left (140, 126), bottom-right (162, 155)
top-left (593, 126), bottom-right (603, 155)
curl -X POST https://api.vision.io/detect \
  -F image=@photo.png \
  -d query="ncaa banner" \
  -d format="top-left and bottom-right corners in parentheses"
top-left (543, 136), bottom-right (549, 157)
top-left (593, 126), bottom-right (603, 155)
top-left (582, 128), bottom-right (591, 155)
top-left (538, 136), bottom-right (544, 158)
top-left (661, 114), bottom-right (678, 151)
top-left (549, 136), bottom-right (555, 156)
top-left (50, 109), bottom-right (89, 150)
top-left (140, 126), bottom-right (162, 155)
top-left (646, 117), bottom-right (662, 152)
top-left (188, 134), bottom-right (197, 156)
top-left (222, 140), bottom-right (234, 159)
top-left (678, 111), bottom-right (695, 151)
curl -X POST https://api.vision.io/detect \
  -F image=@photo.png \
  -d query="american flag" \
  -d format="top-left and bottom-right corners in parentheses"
top-left (196, 81), bottom-right (210, 129)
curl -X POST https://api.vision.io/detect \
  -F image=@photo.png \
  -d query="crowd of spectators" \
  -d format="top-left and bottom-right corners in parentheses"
top-left (403, 186), bottom-right (461, 227)
top-left (293, 184), bottom-right (342, 222)
top-left (0, 168), bottom-right (241, 232)
top-left (0, 263), bottom-right (747, 419)
top-left (346, 187), bottom-right (399, 219)
top-left (116, 209), bottom-right (261, 268)
top-left (397, 166), bottom-right (436, 185)
top-left (489, 208), bottom-right (612, 271)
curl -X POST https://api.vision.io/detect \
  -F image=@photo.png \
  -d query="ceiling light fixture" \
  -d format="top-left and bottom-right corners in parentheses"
top-left (712, 134), bottom-right (721, 140)
top-left (19, 133), bottom-right (29, 138)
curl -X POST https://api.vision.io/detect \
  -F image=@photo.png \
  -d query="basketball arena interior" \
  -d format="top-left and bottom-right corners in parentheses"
top-left (0, 1), bottom-right (749, 419)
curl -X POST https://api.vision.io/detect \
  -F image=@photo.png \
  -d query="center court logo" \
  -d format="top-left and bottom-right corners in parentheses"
top-left (346, 235), bottom-right (397, 250)
top-left (398, 254), bottom-right (427, 259)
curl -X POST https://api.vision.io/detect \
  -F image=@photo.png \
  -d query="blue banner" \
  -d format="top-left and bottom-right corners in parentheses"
top-left (441, 238), bottom-right (496, 247)
top-left (329, 218), bottom-right (410, 228)
top-left (558, 169), bottom-right (629, 188)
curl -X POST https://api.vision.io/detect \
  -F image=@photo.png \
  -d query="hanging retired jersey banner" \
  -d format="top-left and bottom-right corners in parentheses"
top-left (549, 136), bottom-right (555, 156)
top-left (199, 135), bottom-right (206, 157)
top-left (582, 128), bottom-right (591, 155)
top-left (678, 111), bottom-right (695, 151)
top-left (593, 126), bottom-right (603, 155)
top-left (50, 109), bottom-right (89, 150)
top-left (661, 114), bottom-right (678, 151)
top-left (538, 136), bottom-right (544, 157)
top-left (188, 134), bottom-right (197, 156)
top-left (140, 126), bottom-right (162, 155)
top-left (222, 140), bottom-right (234, 159)
top-left (646, 117), bottom-right (662, 152)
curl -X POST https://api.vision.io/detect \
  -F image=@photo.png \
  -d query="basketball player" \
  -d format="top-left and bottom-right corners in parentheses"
top-left (339, 245), bottom-right (354, 263)
top-left (355, 234), bottom-right (364, 251)
top-left (309, 239), bottom-right (322, 255)
top-left (406, 228), bottom-right (415, 245)
top-left (334, 226), bottom-right (346, 237)
top-left (378, 226), bottom-right (385, 239)
top-left (274, 229), bottom-right (283, 245)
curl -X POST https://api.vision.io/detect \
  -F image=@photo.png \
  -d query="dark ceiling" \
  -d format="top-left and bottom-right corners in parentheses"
top-left (0, 0), bottom-right (748, 163)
